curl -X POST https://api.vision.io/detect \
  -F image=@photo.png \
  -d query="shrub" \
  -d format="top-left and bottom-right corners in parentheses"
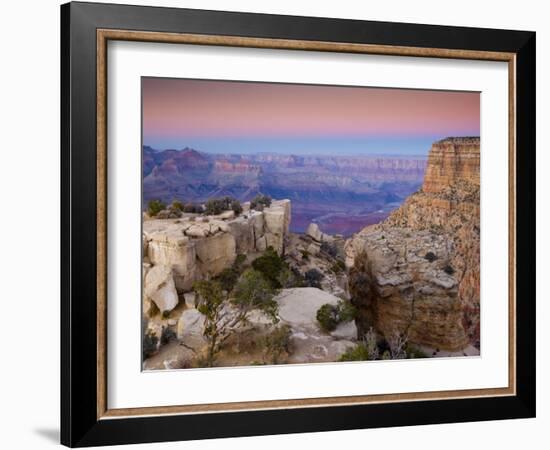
top-left (235, 254), bottom-right (247, 267)
top-left (300, 250), bottom-right (310, 260)
top-left (204, 196), bottom-right (242, 216)
top-left (443, 264), bottom-right (455, 275)
top-left (215, 267), bottom-right (240, 293)
top-left (316, 304), bottom-right (339, 332)
top-left (184, 203), bottom-right (203, 214)
top-left (316, 299), bottom-right (356, 332)
top-left (142, 330), bottom-right (159, 359)
top-left (252, 247), bottom-right (285, 288)
top-left (262, 324), bottom-right (291, 364)
top-left (424, 251), bottom-right (437, 262)
top-left (336, 299), bottom-right (356, 323)
top-left (231, 199), bottom-right (243, 215)
top-left (171, 200), bottom-right (184, 211)
top-left (338, 342), bottom-right (370, 361)
top-left (304, 268), bottom-right (324, 288)
top-left (232, 269), bottom-right (279, 322)
top-left (406, 344), bottom-right (429, 359)
top-left (213, 254), bottom-right (248, 293)
top-left (277, 266), bottom-right (305, 288)
top-left (250, 194), bottom-right (272, 210)
top-left (147, 199), bottom-right (166, 217)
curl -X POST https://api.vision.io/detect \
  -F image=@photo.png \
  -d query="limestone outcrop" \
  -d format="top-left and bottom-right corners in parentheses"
top-left (346, 227), bottom-right (468, 351)
top-left (345, 137), bottom-right (480, 350)
top-left (143, 265), bottom-right (179, 314)
top-left (143, 199), bottom-right (291, 293)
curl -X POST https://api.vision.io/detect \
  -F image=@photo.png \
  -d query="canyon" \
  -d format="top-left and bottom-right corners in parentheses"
top-left (143, 146), bottom-right (426, 236)
top-left (345, 137), bottom-right (480, 351)
top-left (142, 136), bottom-right (480, 369)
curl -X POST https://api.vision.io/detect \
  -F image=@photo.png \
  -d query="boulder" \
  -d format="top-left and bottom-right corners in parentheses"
top-left (255, 235), bottom-right (267, 252)
top-left (183, 292), bottom-right (196, 309)
top-left (227, 218), bottom-right (255, 254)
top-left (146, 230), bottom-right (197, 292)
top-left (144, 265), bottom-right (179, 313)
top-left (177, 309), bottom-right (206, 350)
top-left (306, 223), bottom-right (323, 242)
top-left (185, 225), bottom-right (208, 238)
top-left (195, 232), bottom-right (236, 276)
top-left (217, 210), bottom-right (235, 220)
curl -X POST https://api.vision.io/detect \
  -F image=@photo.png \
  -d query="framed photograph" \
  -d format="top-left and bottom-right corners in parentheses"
top-left (61, 1), bottom-right (536, 447)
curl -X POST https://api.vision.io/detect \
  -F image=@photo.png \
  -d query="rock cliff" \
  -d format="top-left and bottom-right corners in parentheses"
top-left (143, 199), bottom-right (291, 309)
top-left (345, 137), bottom-right (480, 351)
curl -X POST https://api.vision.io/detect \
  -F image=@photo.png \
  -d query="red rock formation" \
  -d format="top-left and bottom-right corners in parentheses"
top-left (422, 137), bottom-right (480, 193)
top-left (346, 137), bottom-right (481, 350)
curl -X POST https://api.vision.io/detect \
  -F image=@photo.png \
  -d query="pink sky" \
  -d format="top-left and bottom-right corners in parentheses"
top-left (142, 77), bottom-right (479, 141)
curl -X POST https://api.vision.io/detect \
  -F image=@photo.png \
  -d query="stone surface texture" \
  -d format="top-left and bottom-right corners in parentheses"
top-left (345, 137), bottom-right (480, 350)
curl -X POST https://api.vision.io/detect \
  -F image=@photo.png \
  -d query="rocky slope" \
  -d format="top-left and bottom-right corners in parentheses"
top-left (143, 199), bottom-right (291, 296)
top-left (345, 137), bottom-right (480, 351)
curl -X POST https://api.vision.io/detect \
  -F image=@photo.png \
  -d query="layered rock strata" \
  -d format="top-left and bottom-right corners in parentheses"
top-left (143, 199), bottom-right (290, 309)
top-left (345, 137), bottom-right (480, 350)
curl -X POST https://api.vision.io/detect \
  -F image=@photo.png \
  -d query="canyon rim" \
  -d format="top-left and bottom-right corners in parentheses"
top-left (141, 77), bottom-right (481, 369)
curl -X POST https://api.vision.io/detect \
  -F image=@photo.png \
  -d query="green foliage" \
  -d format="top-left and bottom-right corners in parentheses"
top-left (235, 254), bottom-right (247, 267)
top-left (300, 250), bottom-right (310, 260)
top-left (406, 344), bottom-right (429, 359)
top-left (171, 200), bottom-right (184, 211)
top-left (262, 324), bottom-right (291, 364)
top-left (214, 254), bottom-right (247, 292)
top-left (204, 196), bottom-right (242, 216)
top-left (336, 299), bottom-right (357, 323)
top-left (193, 270), bottom-right (279, 366)
top-left (338, 342), bottom-right (370, 361)
top-left (193, 280), bottom-right (226, 366)
top-left (424, 251), bottom-right (437, 262)
top-left (304, 268), bottom-right (324, 288)
top-left (215, 267), bottom-right (240, 292)
top-left (232, 269), bottom-right (279, 323)
top-left (277, 266), bottom-right (305, 288)
top-left (443, 264), bottom-right (455, 275)
top-left (231, 199), bottom-right (243, 215)
top-left (252, 247), bottom-right (285, 288)
top-left (250, 194), bottom-right (272, 210)
top-left (316, 299), bottom-right (356, 332)
top-left (147, 199), bottom-right (166, 217)
top-left (183, 203), bottom-right (203, 214)
top-left (142, 329), bottom-right (159, 360)
top-left (316, 304), bottom-right (339, 332)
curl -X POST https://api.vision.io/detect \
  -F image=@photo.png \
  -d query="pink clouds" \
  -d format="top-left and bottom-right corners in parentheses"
top-left (142, 78), bottom-right (480, 138)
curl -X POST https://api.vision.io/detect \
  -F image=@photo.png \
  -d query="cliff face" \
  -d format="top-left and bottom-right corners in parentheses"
top-left (143, 200), bottom-right (290, 298)
top-left (346, 137), bottom-right (480, 351)
top-left (421, 137), bottom-right (480, 194)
